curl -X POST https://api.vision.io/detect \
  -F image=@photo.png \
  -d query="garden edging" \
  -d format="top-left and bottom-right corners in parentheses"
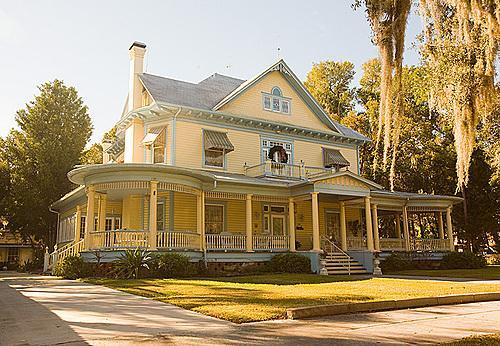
top-left (286, 292), bottom-right (500, 319)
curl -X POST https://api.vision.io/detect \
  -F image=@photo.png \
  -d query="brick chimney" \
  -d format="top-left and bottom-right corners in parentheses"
top-left (128, 41), bottom-right (146, 112)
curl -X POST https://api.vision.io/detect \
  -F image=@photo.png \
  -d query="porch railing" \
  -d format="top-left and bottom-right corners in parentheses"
top-left (253, 235), bottom-right (289, 251)
top-left (205, 234), bottom-right (246, 251)
top-left (47, 239), bottom-right (85, 271)
top-left (347, 237), bottom-right (367, 250)
top-left (379, 238), bottom-right (406, 251)
top-left (245, 161), bottom-right (332, 180)
top-left (410, 238), bottom-right (449, 251)
top-left (157, 231), bottom-right (200, 250)
top-left (89, 230), bottom-right (149, 250)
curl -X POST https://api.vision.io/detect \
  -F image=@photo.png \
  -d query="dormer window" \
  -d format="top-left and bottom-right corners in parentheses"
top-left (262, 87), bottom-right (291, 114)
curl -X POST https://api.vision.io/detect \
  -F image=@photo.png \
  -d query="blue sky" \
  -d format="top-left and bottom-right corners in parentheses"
top-left (0, 1), bottom-right (422, 144)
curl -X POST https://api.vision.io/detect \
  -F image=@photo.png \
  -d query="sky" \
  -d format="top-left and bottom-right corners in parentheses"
top-left (0, 1), bottom-right (423, 144)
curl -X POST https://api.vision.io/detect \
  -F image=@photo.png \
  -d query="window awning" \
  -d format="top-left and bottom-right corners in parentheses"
top-left (142, 127), bottom-right (165, 145)
top-left (204, 130), bottom-right (234, 153)
top-left (323, 148), bottom-right (350, 167)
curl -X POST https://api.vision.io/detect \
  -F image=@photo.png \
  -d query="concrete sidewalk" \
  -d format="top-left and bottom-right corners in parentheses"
top-left (1, 272), bottom-right (500, 345)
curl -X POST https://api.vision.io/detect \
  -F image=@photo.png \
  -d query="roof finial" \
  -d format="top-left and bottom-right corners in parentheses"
top-left (277, 47), bottom-right (281, 60)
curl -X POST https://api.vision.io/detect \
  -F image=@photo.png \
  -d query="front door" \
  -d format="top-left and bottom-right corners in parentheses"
top-left (271, 215), bottom-right (286, 236)
top-left (325, 211), bottom-right (340, 244)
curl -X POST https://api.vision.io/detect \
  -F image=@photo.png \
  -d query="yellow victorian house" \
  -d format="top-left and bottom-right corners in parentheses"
top-left (46, 42), bottom-right (462, 274)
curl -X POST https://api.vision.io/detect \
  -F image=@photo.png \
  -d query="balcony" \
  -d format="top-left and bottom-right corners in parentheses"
top-left (245, 161), bottom-right (333, 180)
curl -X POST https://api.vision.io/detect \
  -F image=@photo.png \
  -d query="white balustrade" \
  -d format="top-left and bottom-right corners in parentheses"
top-left (347, 237), bottom-right (367, 250)
top-left (379, 238), bottom-right (406, 250)
top-left (90, 230), bottom-right (149, 250)
top-left (410, 238), bottom-right (449, 251)
top-left (157, 231), bottom-right (200, 249)
top-left (205, 234), bottom-right (246, 251)
top-left (253, 235), bottom-right (289, 251)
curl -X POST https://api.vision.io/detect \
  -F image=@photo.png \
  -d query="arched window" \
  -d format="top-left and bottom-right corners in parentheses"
top-left (271, 86), bottom-right (282, 97)
top-left (263, 87), bottom-right (290, 114)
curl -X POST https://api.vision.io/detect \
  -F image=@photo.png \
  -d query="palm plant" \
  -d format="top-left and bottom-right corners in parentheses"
top-left (114, 248), bottom-right (151, 279)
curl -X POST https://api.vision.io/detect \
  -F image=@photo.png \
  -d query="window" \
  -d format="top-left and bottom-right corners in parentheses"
top-left (142, 127), bottom-right (166, 164)
top-left (204, 149), bottom-right (224, 167)
top-left (105, 218), bottom-right (113, 231)
top-left (203, 130), bottom-right (234, 169)
top-left (7, 248), bottom-right (19, 263)
top-left (261, 138), bottom-right (293, 163)
top-left (157, 202), bottom-right (165, 232)
top-left (205, 204), bottom-right (224, 234)
top-left (262, 87), bottom-right (290, 114)
top-left (94, 217), bottom-right (98, 232)
top-left (80, 216), bottom-right (86, 239)
top-left (114, 218), bottom-right (121, 230)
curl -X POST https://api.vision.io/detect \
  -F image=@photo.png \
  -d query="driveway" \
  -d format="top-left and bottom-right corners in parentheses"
top-left (1, 272), bottom-right (500, 345)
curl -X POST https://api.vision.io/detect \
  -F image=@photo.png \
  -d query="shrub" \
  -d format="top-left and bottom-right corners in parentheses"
top-left (380, 253), bottom-right (414, 272)
top-left (150, 253), bottom-right (192, 278)
top-left (53, 255), bottom-right (90, 279)
top-left (487, 254), bottom-right (500, 265)
top-left (441, 251), bottom-right (486, 269)
top-left (268, 253), bottom-right (311, 273)
top-left (113, 248), bottom-right (152, 279)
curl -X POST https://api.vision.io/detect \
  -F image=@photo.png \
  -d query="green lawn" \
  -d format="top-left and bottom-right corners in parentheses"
top-left (445, 333), bottom-right (500, 345)
top-left (84, 274), bottom-right (500, 323)
top-left (390, 267), bottom-right (500, 280)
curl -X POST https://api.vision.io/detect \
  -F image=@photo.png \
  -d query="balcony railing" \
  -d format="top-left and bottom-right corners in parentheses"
top-left (253, 235), bottom-right (289, 251)
top-left (157, 231), bottom-right (200, 250)
top-left (245, 161), bottom-right (332, 180)
top-left (89, 230), bottom-right (149, 250)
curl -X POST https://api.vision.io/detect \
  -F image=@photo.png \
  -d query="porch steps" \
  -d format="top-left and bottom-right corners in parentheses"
top-left (324, 252), bottom-right (368, 275)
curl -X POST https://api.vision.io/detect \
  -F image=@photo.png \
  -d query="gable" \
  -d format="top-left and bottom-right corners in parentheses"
top-left (218, 70), bottom-right (333, 131)
top-left (315, 175), bottom-right (372, 189)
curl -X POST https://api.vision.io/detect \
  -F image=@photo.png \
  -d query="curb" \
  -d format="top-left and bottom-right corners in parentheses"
top-left (286, 292), bottom-right (500, 319)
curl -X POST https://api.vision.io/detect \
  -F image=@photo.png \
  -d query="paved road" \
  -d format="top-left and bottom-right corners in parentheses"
top-left (1, 272), bottom-right (500, 345)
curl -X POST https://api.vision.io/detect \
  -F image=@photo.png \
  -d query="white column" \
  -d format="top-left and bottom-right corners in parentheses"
top-left (402, 206), bottom-right (410, 251)
top-left (311, 192), bottom-right (320, 251)
top-left (74, 205), bottom-right (82, 242)
top-left (437, 211), bottom-right (445, 240)
top-left (148, 181), bottom-right (158, 249)
top-left (288, 198), bottom-right (296, 252)
top-left (339, 201), bottom-right (347, 252)
top-left (201, 191), bottom-right (206, 250)
top-left (395, 214), bottom-right (401, 238)
top-left (197, 192), bottom-right (203, 251)
top-left (84, 186), bottom-right (95, 249)
top-left (246, 194), bottom-right (253, 252)
top-left (371, 204), bottom-right (380, 251)
top-left (446, 206), bottom-right (454, 251)
top-left (98, 194), bottom-right (107, 231)
top-left (364, 196), bottom-right (374, 251)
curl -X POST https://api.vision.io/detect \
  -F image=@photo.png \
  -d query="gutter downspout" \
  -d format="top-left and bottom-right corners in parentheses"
top-left (48, 206), bottom-right (60, 250)
top-left (170, 107), bottom-right (181, 166)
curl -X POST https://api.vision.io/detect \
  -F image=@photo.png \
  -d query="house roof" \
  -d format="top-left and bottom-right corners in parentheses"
top-left (139, 73), bottom-right (245, 110)
top-left (137, 61), bottom-right (369, 143)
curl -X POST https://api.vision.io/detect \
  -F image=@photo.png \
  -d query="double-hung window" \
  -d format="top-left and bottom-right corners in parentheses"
top-left (203, 130), bottom-right (234, 169)
top-left (263, 87), bottom-right (291, 114)
top-left (205, 204), bottom-right (224, 234)
top-left (142, 126), bottom-right (167, 163)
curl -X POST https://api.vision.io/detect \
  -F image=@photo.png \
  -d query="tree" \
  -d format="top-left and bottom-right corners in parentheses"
top-left (81, 143), bottom-right (103, 165)
top-left (2, 80), bottom-right (92, 246)
top-left (304, 61), bottom-right (356, 121)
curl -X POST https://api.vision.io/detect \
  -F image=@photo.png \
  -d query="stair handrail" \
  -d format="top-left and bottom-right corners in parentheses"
top-left (320, 236), bottom-right (351, 275)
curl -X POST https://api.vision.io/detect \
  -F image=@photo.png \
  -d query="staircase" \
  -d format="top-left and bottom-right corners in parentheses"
top-left (44, 239), bottom-right (85, 273)
top-left (321, 236), bottom-right (368, 275)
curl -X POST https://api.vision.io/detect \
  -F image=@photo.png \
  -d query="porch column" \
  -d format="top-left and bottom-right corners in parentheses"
top-left (395, 214), bottom-right (401, 238)
top-left (437, 211), bottom-right (445, 239)
top-left (446, 206), bottom-right (454, 251)
top-left (98, 194), bottom-right (107, 231)
top-left (74, 205), bottom-right (82, 242)
top-left (339, 201), bottom-right (347, 251)
top-left (197, 191), bottom-right (206, 251)
top-left (364, 196), bottom-right (374, 251)
top-left (84, 186), bottom-right (96, 249)
top-left (402, 206), bottom-right (410, 251)
top-left (246, 194), bottom-right (253, 252)
top-left (371, 204), bottom-right (380, 251)
top-left (148, 181), bottom-right (158, 249)
top-left (311, 192), bottom-right (320, 251)
top-left (288, 198), bottom-right (296, 252)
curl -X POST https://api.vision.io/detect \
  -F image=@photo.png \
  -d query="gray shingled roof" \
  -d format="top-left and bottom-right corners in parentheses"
top-left (139, 73), bottom-right (245, 110)
top-left (139, 72), bottom-right (368, 142)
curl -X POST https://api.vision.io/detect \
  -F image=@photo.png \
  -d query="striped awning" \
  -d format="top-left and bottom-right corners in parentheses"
top-left (323, 148), bottom-right (350, 167)
top-left (204, 130), bottom-right (234, 152)
top-left (142, 127), bottom-right (165, 145)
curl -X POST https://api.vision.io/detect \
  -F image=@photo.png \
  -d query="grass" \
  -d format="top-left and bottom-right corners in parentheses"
top-left (84, 273), bottom-right (500, 323)
top-left (445, 333), bottom-right (500, 345)
top-left (390, 266), bottom-right (500, 280)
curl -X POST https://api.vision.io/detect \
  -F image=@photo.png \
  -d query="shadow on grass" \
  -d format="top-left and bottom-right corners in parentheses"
top-left (194, 273), bottom-right (373, 285)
